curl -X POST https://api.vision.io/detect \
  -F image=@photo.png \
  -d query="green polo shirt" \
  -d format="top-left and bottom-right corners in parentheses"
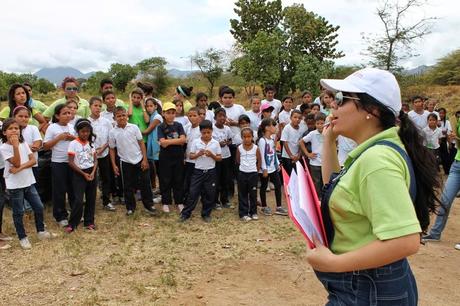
top-left (102, 99), bottom-right (127, 111)
top-left (329, 127), bottom-right (421, 254)
top-left (0, 106), bottom-right (40, 126)
top-left (43, 96), bottom-right (90, 118)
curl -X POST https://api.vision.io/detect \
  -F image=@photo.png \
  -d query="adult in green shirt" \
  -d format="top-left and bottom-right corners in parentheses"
top-left (174, 85), bottom-right (193, 113)
top-left (23, 82), bottom-right (49, 128)
top-left (100, 78), bottom-right (126, 110)
top-left (43, 77), bottom-right (90, 120)
top-left (305, 68), bottom-right (439, 305)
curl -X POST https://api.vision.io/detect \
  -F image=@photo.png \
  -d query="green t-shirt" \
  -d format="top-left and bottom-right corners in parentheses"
top-left (102, 99), bottom-right (127, 111)
top-left (0, 106), bottom-right (40, 126)
top-left (128, 105), bottom-right (148, 141)
top-left (42, 96), bottom-right (90, 119)
top-left (329, 127), bottom-right (421, 254)
top-left (455, 123), bottom-right (460, 161)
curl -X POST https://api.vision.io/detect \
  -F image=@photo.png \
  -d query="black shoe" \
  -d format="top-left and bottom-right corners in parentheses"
top-left (144, 206), bottom-right (157, 215)
top-left (202, 215), bottom-right (212, 223)
top-left (222, 203), bottom-right (233, 209)
top-left (178, 215), bottom-right (189, 223)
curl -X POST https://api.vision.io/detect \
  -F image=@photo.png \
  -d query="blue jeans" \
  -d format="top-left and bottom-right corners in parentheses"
top-left (8, 185), bottom-right (45, 240)
top-left (315, 259), bottom-right (417, 306)
top-left (429, 160), bottom-right (460, 238)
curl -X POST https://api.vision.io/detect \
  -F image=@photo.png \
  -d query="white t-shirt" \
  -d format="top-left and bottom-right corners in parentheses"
top-left (205, 110), bottom-right (215, 123)
top-left (262, 99), bottom-right (282, 118)
top-left (101, 110), bottom-right (115, 126)
top-left (212, 124), bottom-right (232, 159)
top-left (337, 136), bottom-right (357, 167)
top-left (174, 116), bottom-right (190, 128)
top-left (302, 130), bottom-right (324, 166)
top-left (423, 126), bottom-right (442, 149)
top-left (245, 110), bottom-right (261, 132)
top-left (44, 123), bottom-right (76, 163)
top-left (278, 110), bottom-right (292, 126)
top-left (190, 138), bottom-right (221, 170)
top-left (22, 125), bottom-right (41, 167)
top-left (69, 115), bottom-right (82, 126)
top-left (68, 139), bottom-right (96, 170)
top-left (258, 137), bottom-right (278, 173)
top-left (223, 104), bottom-right (245, 142)
top-left (0, 142), bottom-right (35, 189)
top-left (89, 116), bottom-right (113, 158)
top-left (408, 110), bottom-right (429, 130)
top-left (109, 123), bottom-right (143, 164)
top-left (281, 124), bottom-right (307, 159)
top-left (185, 125), bottom-right (202, 163)
top-left (238, 144), bottom-right (258, 173)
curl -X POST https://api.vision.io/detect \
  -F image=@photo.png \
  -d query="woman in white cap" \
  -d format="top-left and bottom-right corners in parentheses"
top-left (306, 68), bottom-right (440, 305)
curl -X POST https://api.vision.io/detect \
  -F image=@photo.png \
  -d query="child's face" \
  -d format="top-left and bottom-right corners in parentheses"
top-left (197, 96), bottom-right (208, 108)
top-left (265, 90), bottom-right (275, 101)
top-left (215, 112), bottom-right (226, 125)
top-left (251, 99), bottom-right (261, 112)
top-left (427, 101), bottom-right (436, 111)
top-left (145, 101), bottom-right (156, 115)
top-left (175, 102), bottom-right (184, 114)
top-left (302, 94), bottom-right (312, 104)
top-left (242, 130), bottom-right (253, 145)
top-left (131, 93), bottom-right (143, 106)
top-left (66, 103), bottom-right (78, 119)
top-left (90, 101), bottom-right (102, 117)
top-left (323, 95), bottom-right (333, 107)
top-left (316, 119), bottom-right (325, 132)
top-left (14, 109), bottom-right (30, 127)
top-left (201, 128), bottom-right (212, 141)
top-left (198, 109), bottom-right (206, 120)
top-left (188, 111), bottom-right (201, 126)
top-left (104, 94), bottom-right (116, 108)
top-left (101, 83), bottom-right (113, 92)
top-left (3, 122), bottom-right (20, 140)
top-left (78, 126), bottom-right (91, 141)
top-left (283, 99), bottom-right (293, 111)
top-left (14, 87), bottom-right (28, 105)
top-left (163, 109), bottom-right (176, 123)
top-left (302, 108), bottom-right (311, 117)
top-left (239, 120), bottom-right (250, 129)
top-left (220, 93), bottom-right (234, 107)
top-left (311, 106), bottom-right (320, 114)
top-left (306, 118), bottom-right (315, 130)
top-left (115, 110), bottom-right (128, 127)
top-left (262, 110), bottom-right (271, 119)
top-left (57, 107), bottom-right (71, 124)
top-left (428, 117), bottom-right (438, 128)
top-left (267, 123), bottom-right (277, 134)
top-left (439, 110), bottom-right (446, 120)
top-left (291, 113), bottom-right (302, 127)
top-left (413, 99), bottom-right (424, 111)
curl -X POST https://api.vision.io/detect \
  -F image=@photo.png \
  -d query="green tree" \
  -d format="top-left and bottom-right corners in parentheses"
top-left (192, 48), bottom-right (225, 98)
top-left (426, 49), bottom-right (460, 85)
top-left (109, 63), bottom-right (138, 92)
top-left (34, 78), bottom-right (56, 94)
top-left (82, 71), bottom-right (111, 94)
top-left (135, 57), bottom-right (170, 96)
top-left (292, 55), bottom-right (334, 97)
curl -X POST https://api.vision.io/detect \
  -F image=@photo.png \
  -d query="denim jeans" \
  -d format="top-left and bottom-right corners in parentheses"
top-left (315, 259), bottom-right (417, 306)
top-left (8, 185), bottom-right (45, 240)
top-left (429, 160), bottom-right (460, 238)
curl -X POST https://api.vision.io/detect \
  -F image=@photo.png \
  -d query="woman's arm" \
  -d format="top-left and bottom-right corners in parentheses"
top-left (321, 125), bottom-right (340, 183)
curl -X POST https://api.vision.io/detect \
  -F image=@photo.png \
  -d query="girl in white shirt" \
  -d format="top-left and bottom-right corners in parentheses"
top-left (278, 96), bottom-right (294, 128)
top-left (43, 104), bottom-right (76, 227)
top-left (0, 119), bottom-right (53, 249)
top-left (196, 92), bottom-right (214, 123)
top-left (422, 113), bottom-right (442, 168)
top-left (66, 99), bottom-right (82, 126)
top-left (173, 100), bottom-right (191, 128)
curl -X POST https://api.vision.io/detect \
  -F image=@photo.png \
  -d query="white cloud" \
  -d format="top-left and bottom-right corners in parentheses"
top-left (0, 0), bottom-right (458, 74)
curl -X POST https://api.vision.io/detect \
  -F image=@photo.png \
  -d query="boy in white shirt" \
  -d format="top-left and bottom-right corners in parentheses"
top-left (261, 85), bottom-right (282, 118)
top-left (183, 107), bottom-right (203, 203)
top-left (408, 95), bottom-right (429, 130)
top-left (423, 113), bottom-right (442, 165)
top-left (180, 120), bottom-right (222, 222)
top-left (245, 95), bottom-right (261, 132)
top-left (280, 110), bottom-right (307, 175)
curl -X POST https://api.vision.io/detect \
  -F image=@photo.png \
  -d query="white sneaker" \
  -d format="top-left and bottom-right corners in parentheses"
top-left (37, 231), bottom-right (57, 240)
top-left (58, 220), bottom-right (68, 227)
top-left (162, 205), bottom-right (170, 213)
top-left (455, 243), bottom-right (460, 250)
top-left (241, 216), bottom-right (252, 222)
top-left (251, 214), bottom-right (259, 220)
top-left (178, 204), bottom-right (184, 212)
top-left (269, 182), bottom-right (275, 189)
top-left (19, 237), bottom-right (32, 250)
top-left (153, 196), bottom-right (162, 204)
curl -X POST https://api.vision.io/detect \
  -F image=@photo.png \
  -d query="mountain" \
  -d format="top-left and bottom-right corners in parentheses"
top-left (403, 65), bottom-right (431, 76)
top-left (34, 67), bottom-right (95, 84)
top-left (167, 68), bottom-right (199, 78)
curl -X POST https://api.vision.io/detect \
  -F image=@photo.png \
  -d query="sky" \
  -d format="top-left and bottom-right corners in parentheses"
top-left (0, 0), bottom-right (458, 74)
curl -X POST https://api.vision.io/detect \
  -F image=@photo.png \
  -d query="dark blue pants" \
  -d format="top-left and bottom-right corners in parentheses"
top-left (181, 168), bottom-right (216, 219)
top-left (51, 162), bottom-right (74, 222)
top-left (315, 259), bottom-right (418, 306)
top-left (9, 185), bottom-right (45, 239)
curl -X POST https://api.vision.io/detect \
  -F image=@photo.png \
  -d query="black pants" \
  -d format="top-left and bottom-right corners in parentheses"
top-left (0, 168), bottom-right (4, 233)
top-left (51, 162), bottom-right (74, 222)
top-left (121, 160), bottom-right (153, 211)
top-left (159, 154), bottom-right (184, 205)
top-left (228, 144), bottom-right (238, 197)
top-left (310, 165), bottom-right (323, 199)
top-left (238, 171), bottom-right (258, 217)
top-left (98, 155), bottom-right (113, 206)
top-left (259, 171), bottom-right (282, 207)
top-left (69, 168), bottom-right (97, 228)
top-left (183, 162), bottom-right (195, 203)
top-left (215, 158), bottom-right (231, 204)
top-left (181, 168), bottom-right (217, 219)
top-left (439, 139), bottom-right (455, 174)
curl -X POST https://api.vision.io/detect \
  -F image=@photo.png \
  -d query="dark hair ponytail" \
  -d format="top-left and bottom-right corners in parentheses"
top-left (357, 93), bottom-right (441, 232)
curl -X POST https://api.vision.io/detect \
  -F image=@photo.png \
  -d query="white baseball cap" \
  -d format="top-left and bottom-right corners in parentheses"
top-left (320, 67), bottom-right (401, 116)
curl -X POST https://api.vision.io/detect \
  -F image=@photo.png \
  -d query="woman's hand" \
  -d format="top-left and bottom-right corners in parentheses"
top-left (306, 236), bottom-right (340, 272)
top-left (322, 114), bottom-right (339, 144)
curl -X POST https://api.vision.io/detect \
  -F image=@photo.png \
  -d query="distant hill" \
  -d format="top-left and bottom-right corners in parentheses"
top-left (403, 65), bottom-right (431, 76)
top-left (34, 67), bottom-right (95, 85)
top-left (167, 68), bottom-right (199, 78)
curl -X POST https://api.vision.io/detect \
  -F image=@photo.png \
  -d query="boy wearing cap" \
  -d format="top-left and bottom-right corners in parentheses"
top-left (157, 102), bottom-right (187, 213)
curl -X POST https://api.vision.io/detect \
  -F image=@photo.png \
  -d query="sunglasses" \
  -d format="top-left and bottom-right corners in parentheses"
top-left (335, 92), bottom-right (360, 106)
top-left (65, 87), bottom-right (79, 91)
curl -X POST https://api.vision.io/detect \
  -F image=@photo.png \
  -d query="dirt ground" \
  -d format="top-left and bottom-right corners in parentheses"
top-left (0, 192), bottom-right (459, 306)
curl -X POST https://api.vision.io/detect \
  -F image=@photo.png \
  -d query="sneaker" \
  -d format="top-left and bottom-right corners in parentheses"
top-left (103, 203), bottom-right (116, 211)
top-left (0, 233), bottom-right (13, 241)
top-left (266, 185), bottom-right (271, 192)
top-left (275, 207), bottom-right (288, 216)
top-left (222, 203), bottom-right (233, 209)
top-left (251, 214), bottom-right (259, 220)
top-left (37, 231), bottom-right (54, 240)
top-left (144, 206), bottom-right (157, 215)
top-left (0, 241), bottom-right (11, 250)
top-left (455, 243), bottom-right (460, 250)
top-left (162, 205), bottom-right (170, 213)
top-left (269, 182), bottom-right (275, 190)
top-left (64, 226), bottom-right (74, 233)
top-left (85, 224), bottom-right (96, 231)
top-left (19, 237), bottom-right (32, 250)
top-left (202, 215), bottom-right (212, 223)
top-left (241, 216), bottom-right (252, 222)
top-left (58, 219), bottom-right (69, 227)
top-left (178, 204), bottom-right (184, 212)
top-left (215, 203), bottom-right (223, 210)
top-left (153, 196), bottom-right (162, 204)
top-left (421, 234), bottom-right (440, 242)
top-left (261, 207), bottom-right (272, 216)
top-left (126, 210), bottom-right (134, 216)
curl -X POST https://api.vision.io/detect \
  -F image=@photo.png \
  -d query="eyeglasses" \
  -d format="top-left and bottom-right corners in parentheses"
top-left (65, 87), bottom-right (79, 91)
top-left (335, 92), bottom-right (360, 106)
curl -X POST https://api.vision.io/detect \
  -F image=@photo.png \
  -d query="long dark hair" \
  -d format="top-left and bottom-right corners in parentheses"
top-left (257, 118), bottom-right (276, 143)
top-left (356, 92), bottom-right (440, 232)
top-left (8, 84), bottom-right (31, 118)
top-left (74, 118), bottom-right (96, 148)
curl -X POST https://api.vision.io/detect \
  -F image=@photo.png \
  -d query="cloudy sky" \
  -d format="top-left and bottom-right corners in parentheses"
top-left (1, 0), bottom-right (458, 73)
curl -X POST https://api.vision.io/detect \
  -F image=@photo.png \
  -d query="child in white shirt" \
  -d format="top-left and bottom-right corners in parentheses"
top-left (280, 110), bottom-right (307, 175)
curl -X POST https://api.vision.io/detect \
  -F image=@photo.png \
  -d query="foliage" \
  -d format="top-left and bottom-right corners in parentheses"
top-left (363, 0), bottom-right (437, 72)
top-left (192, 48), bottom-right (225, 98)
top-left (135, 57), bottom-right (171, 96)
top-left (230, 0), bottom-right (343, 97)
top-left (109, 63), bottom-right (138, 92)
top-left (292, 55), bottom-right (334, 97)
top-left (0, 71), bottom-right (55, 100)
top-left (426, 49), bottom-right (460, 85)
top-left (83, 71), bottom-right (112, 94)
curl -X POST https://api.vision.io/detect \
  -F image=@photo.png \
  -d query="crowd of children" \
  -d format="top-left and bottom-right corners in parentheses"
top-left (0, 78), bottom-right (457, 251)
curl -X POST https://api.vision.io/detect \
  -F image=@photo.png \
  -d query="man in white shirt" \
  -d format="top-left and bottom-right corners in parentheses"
top-left (408, 95), bottom-right (429, 130)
